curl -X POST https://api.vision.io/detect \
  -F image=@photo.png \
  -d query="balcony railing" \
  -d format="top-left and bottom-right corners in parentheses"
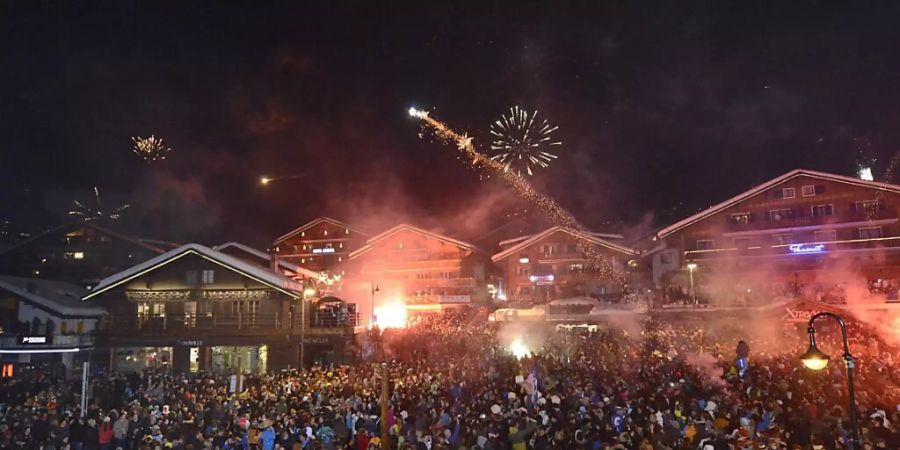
top-left (100, 311), bottom-right (359, 335)
top-left (726, 207), bottom-right (898, 231)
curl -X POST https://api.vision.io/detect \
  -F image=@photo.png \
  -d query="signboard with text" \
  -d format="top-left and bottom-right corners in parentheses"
top-left (19, 335), bottom-right (51, 345)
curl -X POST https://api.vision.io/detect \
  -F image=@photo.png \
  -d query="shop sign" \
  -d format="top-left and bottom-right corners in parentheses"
top-left (179, 340), bottom-right (203, 347)
top-left (303, 337), bottom-right (331, 345)
top-left (312, 248), bottom-right (335, 254)
top-left (19, 335), bottom-right (51, 345)
top-left (788, 244), bottom-right (826, 254)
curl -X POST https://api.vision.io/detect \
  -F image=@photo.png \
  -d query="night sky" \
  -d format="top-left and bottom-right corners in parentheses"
top-left (4, 2), bottom-right (900, 247)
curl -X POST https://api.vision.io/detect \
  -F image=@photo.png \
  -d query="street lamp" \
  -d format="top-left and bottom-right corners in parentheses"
top-left (799, 312), bottom-right (860, 448)
top-left (686, 263), bottom-right (698, 306)
top-left (371, 283), bottom-right (380, 328)
top-left (299, 279), bottom-right (317, 370)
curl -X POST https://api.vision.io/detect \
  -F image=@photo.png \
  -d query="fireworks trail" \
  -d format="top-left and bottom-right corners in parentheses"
top-left (883, 149), bottom-right (900, 183)
top-left (489, 106), bottom-right (561, 176)
top-left (408, 107), bottom-right (625, 285)
top-left (68, 187), bottom-right (130, 222)
top-left (132, 135), bottom-right (172, 161)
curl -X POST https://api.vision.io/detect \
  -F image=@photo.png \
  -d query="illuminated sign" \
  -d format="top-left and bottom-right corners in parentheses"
top-left (312, 248), bottom-right (335, 254)
top-left (528, 275), bottom-right (555, 285)
top-left (788, 244), bottom-right (826, 254)
top-left (19, 336), bottom-right (50, 345)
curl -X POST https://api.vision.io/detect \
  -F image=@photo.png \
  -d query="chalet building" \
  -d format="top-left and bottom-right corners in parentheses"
top-left (652, 169), bottom-right (900, 292)
top-left (82, 244), bottom-right (363, 374)
top-left (492, 226), bottom-right (637, 304)
top-left (272, 217), bottom-right (369, 276)
top-left (0, 276), bottom-right (105, 375)
top-left (214, 242), bottom-right (320, 280)
top-left (0, 222), bottom-right (170, 289)
top-left (348, 224), bottom-right (490, 318)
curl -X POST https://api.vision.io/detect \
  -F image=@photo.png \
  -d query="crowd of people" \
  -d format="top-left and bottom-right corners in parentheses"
top-left (2, 308), bottom-right (899, 450)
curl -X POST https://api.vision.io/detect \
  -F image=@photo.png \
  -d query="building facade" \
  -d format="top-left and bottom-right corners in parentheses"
top-left (272, 217), bottom-right (369, 276)
top-left (0, 223), bottom-right (168, 289)
top-left (492, 226), bottom-right (636, 304)
top-left (0, 276), bottom-right (104, 375)
top-left (348, 224), bottom-right (490, 317)
top-left (652, 169), bottom-right (900, 301)
top-left (82, 244), bottom-right (362, 373)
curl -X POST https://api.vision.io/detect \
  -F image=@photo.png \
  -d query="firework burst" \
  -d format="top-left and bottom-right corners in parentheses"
top-left (489, 106), bottom-right (561, 176)
top-left (408, 107), bottom-right (624, 286)
top-left (68, 187), bottom-right (130, 222)
top-left (132, 135), bottom-right (172, 161)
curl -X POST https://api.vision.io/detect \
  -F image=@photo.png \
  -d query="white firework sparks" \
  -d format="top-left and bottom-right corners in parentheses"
top-left (489, 106), bottom-right (561, 176)
top-left (132, 135), bottom-right (172, 161)
top-left (68, 187), bottom-right (130, 222)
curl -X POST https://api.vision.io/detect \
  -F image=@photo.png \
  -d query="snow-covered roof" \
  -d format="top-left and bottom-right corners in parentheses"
top-left (0, 222), bottom-right (167, 256)
top-left (83, 243), bottom-right (303, 300)
top-left (491, 226), bottom-right (636, 262)
top-left (657, 169), bottom-right (900, 239)
top-left (213, 242), bottom-right (321, 279)
top-left (499, 231), bottom-right (623, 248)
top-left (273, 217), bottom-right (367, 244)
top-left (0, 276), bottom-right (105, 317)
top-left (350, 224), bottom-right (485, 259)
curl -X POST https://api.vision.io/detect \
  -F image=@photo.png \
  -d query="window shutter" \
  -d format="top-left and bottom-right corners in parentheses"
top-left (815, 185), bottom-right (825, 194)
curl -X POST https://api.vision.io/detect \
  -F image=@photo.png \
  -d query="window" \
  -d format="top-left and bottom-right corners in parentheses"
top-left (811, 204), bottom-right (833, 217)
top-left (151, 303), bottom-right (165, 317)
top-left (660, 251), bottom-right (673, 265)
top-left (782, 187), bottom-right (796, 199)
top-left (185, 270), bottom-right (199, 284)
top-left (567, 243), bottom-right (577, 253)
top-left (859, 227), bottom-right (883, 239)
top-left (813, 230), bottom-right (837, 242)
top-left (801, 185), bottom-right (817, 197)
top-left (854, 200), bottom-right (881, 215)
top-left (541, 244), bottom-right (555, 257)
top-left (730, 213), bottom-right (751, 225)
top-left (772, 233), bottom-right (794, 245)
top-left (231, 301), bottom-right (244, 316)
top-left (516, 267), bottom-right (530, 277)
top-left (696, 240), bottom-right (715, 250)
top-left (569, 263), bottom-right (584, 273)
top-left (323, 230), bottom-right (328, 236)
top-left (201, 270), bottom-right (215, 284)
top-left (301, 231), bottom-right (305, 237)
top-left (769, 209), bottom-right (794, 221)
top-left (73, 252), bottom-right (84, 260)
top-left (733, 237), bottom-right (750, 248)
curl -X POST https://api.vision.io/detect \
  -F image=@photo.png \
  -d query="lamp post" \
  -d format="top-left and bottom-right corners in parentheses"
top-left (380, 362), bottom-right (391, 449)
top-left (300, 280), bottom-right (317, 370)
top-left (371, 283), bottom-right (380, 328)
top-left (799, 312), bottom-right (860, 449)
top-left (686, 263), bottom-right (698, 305)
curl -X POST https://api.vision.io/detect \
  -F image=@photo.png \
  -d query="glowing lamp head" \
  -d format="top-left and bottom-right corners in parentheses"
top-left (686, 263), bottom-right (698, 271)
top-left (260, 177), bottom-right (271, 185)
top-left (408, 107), bottom-right (428, 119)
top-left (800, 345), bottom-right (830, 370)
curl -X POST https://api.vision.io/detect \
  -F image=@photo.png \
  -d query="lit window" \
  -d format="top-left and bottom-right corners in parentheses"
top-left (730, 213), bottom-right (751, 225)
top-left (324, 230), bottom-right (328, 236)
top-left (801, 185), bottom-right (817, 197)
top-left (73, 252), bottom-right (84, 260)
top-left (769, 209), bottom-right (793, 221)
top-left (782, 187), bottom-right (796, 199)
top-left (201, 270), bottom-right (215, 284)
top-left (345, 228), bottom-right (349, 234)
top-left (301, 231), bottom-right (305, 237)
top-left (301, 258), bottom-right (305, 264)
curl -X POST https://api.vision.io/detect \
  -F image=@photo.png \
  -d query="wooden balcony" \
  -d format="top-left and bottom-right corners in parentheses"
top-left (99, 311), bottom-right (360, 336)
